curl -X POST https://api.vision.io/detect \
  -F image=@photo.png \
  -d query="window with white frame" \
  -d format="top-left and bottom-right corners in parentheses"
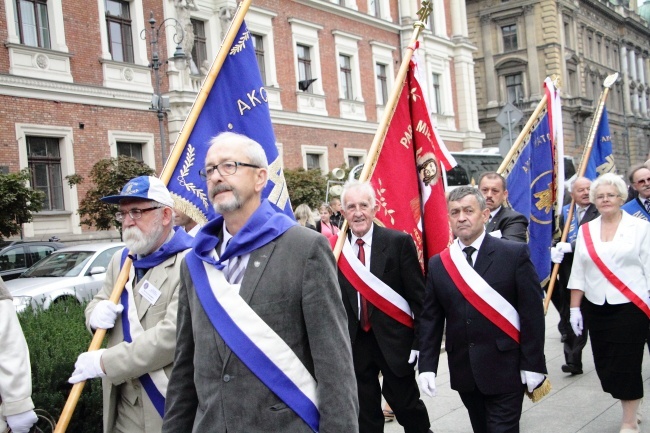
top-left (190, 18), bottom-right (207, 76)
top-left (14, 0), bottom-right (50, 48)
top-left (376, 63), bottom-right (388, 106)
top-left (344, 148), bottom-right (366, 168)
top-left (431, 73), bottom-right (442, 114)
top-left (339, 54), bottom-right (353, 100)
top-left (301, 145), bottom-right (328, 172)
top-left (290, 18), bottom-right (326, 115)
top-left (108, 131), bottom-right (155, 169)
top-left (105, 0), bottom-right (134, 63)
top-left (251, 33), bottom-right (267, 85)
top-left (27, 136), bottom-right (64, 211)
top-left (333, 31), bottom-right (363, 105)
top-left (371, 41), bottom-right (395, 111)
top-left (367, 0), bottom-right (390, 20)
top-left (297, 44), bottom-right (314, 92)
top-left (4, 0), bottom-right (72, 82)
top-left (16, 124), bottom-right (80, 236)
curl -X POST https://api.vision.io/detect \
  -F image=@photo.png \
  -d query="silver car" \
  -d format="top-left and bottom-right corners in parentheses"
top-left (7, 242), bottom-right (124, 313)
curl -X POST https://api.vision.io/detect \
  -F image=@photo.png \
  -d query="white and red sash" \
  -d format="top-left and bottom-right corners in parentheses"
top-left (338, 238), bottom-right (414, 328)
top-left (439, 243), bottom-right (520, 343)
top-left (581, 223), bottom-right (650, 318)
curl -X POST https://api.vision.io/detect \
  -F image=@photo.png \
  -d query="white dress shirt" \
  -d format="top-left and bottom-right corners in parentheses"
top-left (351, 225), bottom-right (374, 319)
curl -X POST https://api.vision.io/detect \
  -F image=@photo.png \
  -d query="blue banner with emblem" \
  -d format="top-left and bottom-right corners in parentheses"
top-left (501, 106), bottom-right (556, 283)
top-left (165, 22), bottom-right (291, 224)
top-left (583, 106), bottom-right (616, 180)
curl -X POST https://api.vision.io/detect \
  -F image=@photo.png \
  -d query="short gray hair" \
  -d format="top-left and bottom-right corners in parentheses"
top-left (447, 186), bottom-right (487, 210)
top-left (341, 180), bottom-right (376, 209)
top-left (590, 173), bottom-right (627, 203)
top-left (207, 132), bottom-right (269, 169)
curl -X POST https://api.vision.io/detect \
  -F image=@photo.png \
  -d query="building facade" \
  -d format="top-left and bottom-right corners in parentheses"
top-left (0, 0), bottom-right (481, 240)
top-left (466, 0), bottom-right (650, 171)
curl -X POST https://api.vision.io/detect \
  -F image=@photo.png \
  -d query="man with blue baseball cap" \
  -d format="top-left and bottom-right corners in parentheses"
top-left (68, 176), bottom-right (193, 433)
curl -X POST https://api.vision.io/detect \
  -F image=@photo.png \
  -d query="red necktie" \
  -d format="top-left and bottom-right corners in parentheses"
top-left (356, 239), bottom-right (371, 332)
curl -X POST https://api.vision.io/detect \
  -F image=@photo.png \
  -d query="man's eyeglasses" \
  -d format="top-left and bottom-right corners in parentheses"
top-left (199, 161), bottom-right (260, 180)
top-left (634, 177), bottom-right (650, 186)
top-left (115, 206), bottom-right (161, 222)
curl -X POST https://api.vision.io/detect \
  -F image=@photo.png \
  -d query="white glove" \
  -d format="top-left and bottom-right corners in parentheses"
top-left (556, 242), bottom-right (572, 253)
top-left (68, 349), bottom-right (107, 384)
top-left (520, 370), bottom-right (545, 393)
top-left (418, 371), bottom-right (437, 397)
top-left (408, 350), bottom-right (419, 369)
top-left (550, 247), bottom-right (565, 264)
top-left (88, 300), bottom-right (124, 330)
top-left (569, 307), bottom-right (583, 337)
top-left (6, 410), bottom-right (38, 433)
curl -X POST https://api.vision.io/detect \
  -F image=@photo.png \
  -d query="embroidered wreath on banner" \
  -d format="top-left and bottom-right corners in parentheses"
top-left (375, 178), bottom-right (395, 225)
top-left (229, 31), bottom-right (250, 55)
top-left (176, 144), bottom-right (210, 210)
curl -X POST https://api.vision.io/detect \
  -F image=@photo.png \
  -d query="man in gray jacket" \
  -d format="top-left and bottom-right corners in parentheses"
top-left (162, 132), bottom-right (358, 433)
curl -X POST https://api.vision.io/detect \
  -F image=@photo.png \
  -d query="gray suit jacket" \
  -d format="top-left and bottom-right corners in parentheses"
top-left (162, 225), bottom-right (359, 433)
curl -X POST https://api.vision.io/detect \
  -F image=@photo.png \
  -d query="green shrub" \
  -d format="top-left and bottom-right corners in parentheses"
top-left (19, 299), bottom-right (103, 433)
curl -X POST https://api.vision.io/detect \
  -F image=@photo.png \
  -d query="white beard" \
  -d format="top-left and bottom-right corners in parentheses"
top-left (123, 221), bottom-right (165, 255)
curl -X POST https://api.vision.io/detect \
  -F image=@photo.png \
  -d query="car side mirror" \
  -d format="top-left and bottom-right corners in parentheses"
top-left (89, 266), bottom-right (106, 276)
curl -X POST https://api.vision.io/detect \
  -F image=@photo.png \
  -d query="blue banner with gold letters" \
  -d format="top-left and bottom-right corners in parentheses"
top-left (502, 107), bottom-right (555, 283)
top-left (583, 106), bottom-right (616, 180)
top-left (166, 22), bottom-right (291, 224)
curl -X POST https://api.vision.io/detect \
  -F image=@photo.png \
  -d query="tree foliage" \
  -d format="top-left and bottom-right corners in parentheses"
top-left (0, 169), bottom-right (44, 239)
top-left (284, 168), bottom-right (329, 210)
top-left (72, 156), bottom-right (155, 231)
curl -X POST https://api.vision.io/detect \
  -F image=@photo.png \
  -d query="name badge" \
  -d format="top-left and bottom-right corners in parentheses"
top-left (139, 280), bottom-right (161, 305)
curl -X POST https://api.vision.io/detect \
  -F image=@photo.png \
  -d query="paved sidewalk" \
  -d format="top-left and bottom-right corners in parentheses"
top-left (384, 307), bottom-right (650, 433)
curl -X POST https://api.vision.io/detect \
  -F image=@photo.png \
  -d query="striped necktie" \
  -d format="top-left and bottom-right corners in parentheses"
top-left (645, 199), bottom-right (650, 214)
top-left (224, 240), bottom-right (246, 284)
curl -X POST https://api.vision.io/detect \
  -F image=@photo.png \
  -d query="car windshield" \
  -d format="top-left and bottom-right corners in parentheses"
top-left (22, 251), bottom-right (94, 277)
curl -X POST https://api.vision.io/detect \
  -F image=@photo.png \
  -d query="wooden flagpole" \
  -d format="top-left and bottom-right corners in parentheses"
top-left (332, 0), bottom-right (432, 260)
top-left (53, 3), bottom-right (254, 432)
top-left (496, 95), bottom-right (549, 175)
top-left (543, 72), bottom-right (618, 313)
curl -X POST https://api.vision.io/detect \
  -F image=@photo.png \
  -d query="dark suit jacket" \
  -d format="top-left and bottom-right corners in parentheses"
top-left (338, 224), bottom-right (425, 377)
top-left (163, 226), bottom-right (359, 433)
top-left (485, 206), bottom-right (528, 243)
top-left (419, 235), bottom-right (546, 395)
top-left (557, 203), bottom-right (599, 287)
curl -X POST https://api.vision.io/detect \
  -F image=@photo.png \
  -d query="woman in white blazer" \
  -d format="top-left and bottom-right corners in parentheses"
top-left (567, 173), bottom-right (650, 433)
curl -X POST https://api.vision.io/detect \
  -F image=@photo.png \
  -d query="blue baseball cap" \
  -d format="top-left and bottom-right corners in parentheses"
top-left (101, 176), bottom-right (174, 207)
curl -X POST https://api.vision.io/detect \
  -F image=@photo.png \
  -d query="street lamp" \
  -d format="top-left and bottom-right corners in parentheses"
top-left (141, 11), bottom-right (186, 165)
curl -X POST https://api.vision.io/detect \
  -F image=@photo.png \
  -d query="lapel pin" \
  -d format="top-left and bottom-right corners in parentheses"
top-left (254, 261), bottom-right (261, 267)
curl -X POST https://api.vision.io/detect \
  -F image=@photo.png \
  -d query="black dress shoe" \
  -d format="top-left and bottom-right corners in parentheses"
top-left (561, 364), bottom-right (583, 375)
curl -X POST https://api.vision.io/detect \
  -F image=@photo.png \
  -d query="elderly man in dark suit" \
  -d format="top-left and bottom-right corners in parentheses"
top-left (479, 172), bottom-right (528, 243)
top-left (162, 132), bottom-right (358, 433)
top-left (337, 181), bottom-right (431, 433)
top-left (550, 176), bottom-right (599, 375)
top-left (418, 186), bottom-right (546, 433)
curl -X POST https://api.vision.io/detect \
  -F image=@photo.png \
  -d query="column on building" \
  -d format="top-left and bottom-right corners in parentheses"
top-left (481, 14), bottom-right (498, 108)
top-left (524, 5), bottom-right (541, 100)
top-left (638, 53), bottom-right (648, 117)
top-left (450, 1), bottom-right (464, 39)
top-left (630, 48), bottom-right (640, 115)
top-left (620, 44), bottom-right (632, 115)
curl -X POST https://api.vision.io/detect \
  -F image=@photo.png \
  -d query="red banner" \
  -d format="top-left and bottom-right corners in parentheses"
top-left (370, 61), bottom-right (453, 269)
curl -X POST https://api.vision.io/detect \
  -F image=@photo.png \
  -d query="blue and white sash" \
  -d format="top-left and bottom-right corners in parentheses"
top-left (622, 198), bottom-right (649, 221)
top-left (562, 204), bottom-right (580, 243)
top-left (119, 250), bottom-right (168, 418)
top-left (186, 250), bottom-right (319, 432)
